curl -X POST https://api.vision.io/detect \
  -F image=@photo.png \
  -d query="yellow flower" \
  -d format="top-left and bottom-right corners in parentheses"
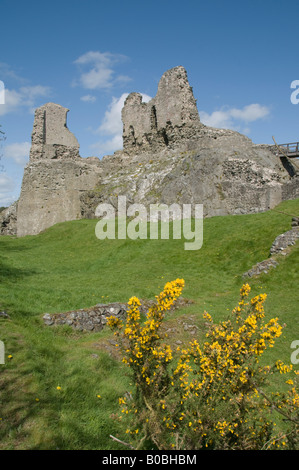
top-left (56, 386), bottom-right (62, 390)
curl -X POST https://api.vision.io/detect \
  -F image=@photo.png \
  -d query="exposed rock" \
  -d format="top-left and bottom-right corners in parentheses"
top-left (0, 201), bottom-right (18, 235)
top-left (0, 310), bottom-right (10, 318)
top-left (291, 216), bottom-right (299, 227)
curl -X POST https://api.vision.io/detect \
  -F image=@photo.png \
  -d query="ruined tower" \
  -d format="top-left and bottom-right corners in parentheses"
top-left (122, 66), bottom-right (203, 154)
top-left (16, 103), bottom-right (101, 237)
top-left (29, 102), bottom-right (80, 161)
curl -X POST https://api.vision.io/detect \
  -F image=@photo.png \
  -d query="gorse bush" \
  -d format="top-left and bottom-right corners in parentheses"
top-left (108, 280), bottom-right (299, 450)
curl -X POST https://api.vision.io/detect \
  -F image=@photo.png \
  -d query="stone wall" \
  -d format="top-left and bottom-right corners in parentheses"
top-left (16, 158), bottom-right (102, 237)
top-left (270, 225), bottom-right (299, 255)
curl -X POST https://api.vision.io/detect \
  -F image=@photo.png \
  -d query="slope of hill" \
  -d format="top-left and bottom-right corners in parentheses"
top-left (0, 198), bottom-right (298, 449)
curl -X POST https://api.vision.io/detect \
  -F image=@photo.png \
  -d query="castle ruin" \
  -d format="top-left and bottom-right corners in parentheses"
top-left (122, 66), bottom-right (202, 154)
top-left (1, 66), bottom-right (298, 237)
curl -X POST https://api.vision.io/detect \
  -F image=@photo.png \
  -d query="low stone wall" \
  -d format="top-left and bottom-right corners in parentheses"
top-left (270, 226), bottom-right (299, 255)
top-left (43, 297), bottom-right (193, 332)
top-left (243, 218), bottom-right (299, 278)
top-left (243, 259), bottom-right (279, 278)
top-left (43, 303), bottom-right (127, 332)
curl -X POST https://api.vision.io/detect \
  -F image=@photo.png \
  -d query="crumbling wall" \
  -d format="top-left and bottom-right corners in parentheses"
top-left (16, 103), bottom-right (102, 237)
top-left (122, 66), bottom-right (203, 155)
top-left (29, 102), bottom-right (80, 161)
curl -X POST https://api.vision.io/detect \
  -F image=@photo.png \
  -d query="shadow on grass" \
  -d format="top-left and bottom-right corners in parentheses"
top-left (0, 237), bottom-right (39, 281)
top-left (0, 260), bottom-right (37, 282)
top-left (0, 366), bottom-right (42, 449)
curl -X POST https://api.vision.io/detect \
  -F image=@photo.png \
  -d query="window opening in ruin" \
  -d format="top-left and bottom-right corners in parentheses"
top-left (161, 128), bottom-right (169, 146)
top-left (150, 106), bottom-right (158, 130)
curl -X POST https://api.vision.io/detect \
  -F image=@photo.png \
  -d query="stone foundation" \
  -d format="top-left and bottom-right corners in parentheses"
top-left (42, 297), bottom-right (193, 332)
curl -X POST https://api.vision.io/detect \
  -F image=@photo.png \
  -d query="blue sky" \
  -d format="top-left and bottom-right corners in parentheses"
top-left (0, 0), bottom-right (298, 207)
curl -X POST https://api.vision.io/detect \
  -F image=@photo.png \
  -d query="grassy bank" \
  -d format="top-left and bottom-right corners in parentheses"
top-left (0, 199), bottom-right (298, 449)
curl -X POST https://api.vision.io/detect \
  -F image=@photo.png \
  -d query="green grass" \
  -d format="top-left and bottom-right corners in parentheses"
top-left (0, 198), bottom-right (298, 449)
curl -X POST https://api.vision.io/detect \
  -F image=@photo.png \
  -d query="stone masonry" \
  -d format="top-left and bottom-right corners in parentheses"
top-left (122, 66), bottom-right (203, 154)
top-left (29, 103), bottom-right (80, 161)
top-left (42, 297), bottom-right (193, 332)
top-left (15, 103), bottom-right (102, 237)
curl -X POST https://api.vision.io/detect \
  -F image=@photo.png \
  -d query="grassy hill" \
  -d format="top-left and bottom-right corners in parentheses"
top-left (0, 198), bottom-right (298, 449)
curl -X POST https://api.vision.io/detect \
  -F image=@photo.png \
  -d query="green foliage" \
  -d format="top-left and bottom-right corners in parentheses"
top-left (108, 282), bottom-right (299, 450)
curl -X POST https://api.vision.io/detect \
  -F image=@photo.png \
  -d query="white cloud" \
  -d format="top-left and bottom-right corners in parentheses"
top-left (229, 104), bottom-right (270, 122)
top-left (92, 93), bottom-right (152, 156)
top-left (90, 134), bottom-right (123, 156)
top-left (0, 85), bottom-right (51, 116)
top-left (200, 109), bottom-right (233, 129)
top-left (20, 85), bottom-right (51, 106)
top-left (200, 103), bottom-right (270, 133)
top-left (0, 62), bottom-right (24, 82)
top-left (4, 141), bottom-right (31, 166)
top-left (0, 173), bottom-right (16, 207)
top-left (80, 94), bottom-right (97, 103)
top-left (98, 93), bottom-right (129, 136)
top-left (98, 93), bottom-right (152, 136)
top-left (73, 50), bottom-right (131, 90)
top-left (0, 81), bottom-right (4, 104)
top-left (0, 173), bottom-right (15, 191)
